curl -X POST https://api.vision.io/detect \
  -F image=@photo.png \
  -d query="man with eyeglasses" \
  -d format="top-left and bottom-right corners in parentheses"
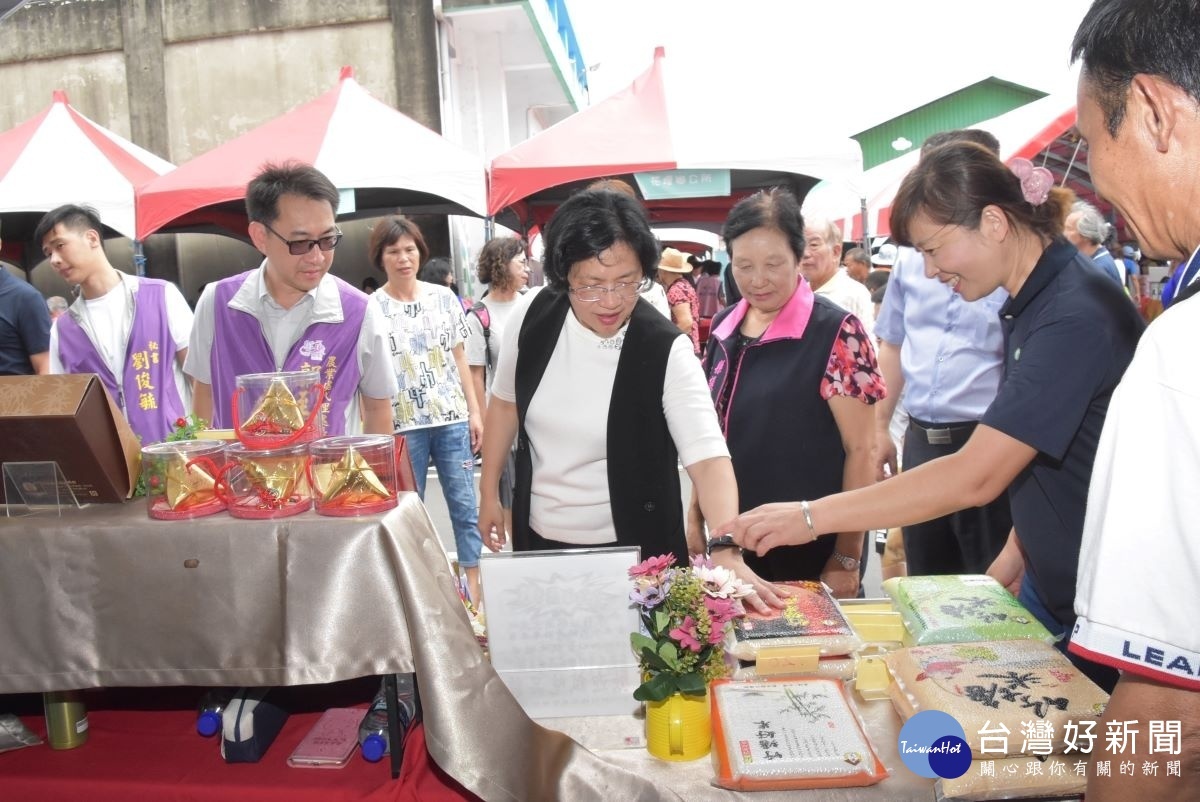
top-left (37, 204), bottom-right (193, 445)
top-left (186, 161), bottom-right (397, 435)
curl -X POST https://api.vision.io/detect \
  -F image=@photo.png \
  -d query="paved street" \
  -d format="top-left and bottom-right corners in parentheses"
top-left (420, 466), bottom-right (884, 597)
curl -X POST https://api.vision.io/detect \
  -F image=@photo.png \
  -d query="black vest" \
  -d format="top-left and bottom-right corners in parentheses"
top-left (703, 295), bottom-right (850, 581)
top-left (512, 289), bottom-right (688, 563)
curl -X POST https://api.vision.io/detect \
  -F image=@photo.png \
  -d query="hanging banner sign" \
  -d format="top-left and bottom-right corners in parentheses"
top-left (634, 169), bottom-right (731, 200)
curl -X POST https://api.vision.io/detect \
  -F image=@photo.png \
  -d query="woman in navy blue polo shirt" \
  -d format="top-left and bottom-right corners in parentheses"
top-left (718, 142), bottom-right (1145, 690)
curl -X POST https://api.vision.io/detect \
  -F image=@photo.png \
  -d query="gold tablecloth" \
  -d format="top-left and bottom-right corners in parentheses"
top-left (0, 496), bottom-right (677, 801)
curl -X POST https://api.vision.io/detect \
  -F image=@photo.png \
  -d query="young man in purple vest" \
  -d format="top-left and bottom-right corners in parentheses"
top-left (185, 161), bottom-right (396, 435)
top-left (37, 204), bottom-right (193, 445)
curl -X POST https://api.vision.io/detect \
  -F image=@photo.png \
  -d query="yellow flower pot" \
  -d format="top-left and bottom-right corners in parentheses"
top-left (645, 690), bottom-right (711, 761)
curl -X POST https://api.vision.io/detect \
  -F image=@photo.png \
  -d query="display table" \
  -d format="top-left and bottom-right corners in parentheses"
top-left (0, 498), bottom-right (676, 801)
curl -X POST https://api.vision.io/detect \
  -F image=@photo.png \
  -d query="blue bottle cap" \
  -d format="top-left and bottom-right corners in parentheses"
top-left (197, 711), bottom-right (221, 737)
top-left (361, 733), bottom-right (387, 762)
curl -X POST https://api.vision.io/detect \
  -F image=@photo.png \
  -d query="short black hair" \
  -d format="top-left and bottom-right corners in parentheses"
top-left (865, 269), bottom-right (891, 293)
top-left (367, 216), bottom-right (429, 272)
top-left (1071, 0), bottom-right (1200, 138)
top-left (541, 189), bottom-right (660, 290)
top-left (35, 204), bottom-right (103, 245)
top-left (722, 188), bottom-right (805, 262)
top-left (245, 161), bottom-right (339, 225)
top-left (843, 246), bottom-right (870, 267)
top-left (418, 256), bottom-right (454, 286)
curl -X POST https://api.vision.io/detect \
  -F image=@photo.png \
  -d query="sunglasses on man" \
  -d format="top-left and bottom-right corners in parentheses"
top-left (262, 222), bottom-right (343, 255)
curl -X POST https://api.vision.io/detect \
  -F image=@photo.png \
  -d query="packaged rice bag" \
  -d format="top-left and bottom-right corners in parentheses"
top-left (886, 640), bottom-right (1109, 758)
top-left (731, 580), bottom-right (862, 660)
top-left (882, 575), bottom-right (1054, 645)
top-left (710, 677), bottom-right (888, 791)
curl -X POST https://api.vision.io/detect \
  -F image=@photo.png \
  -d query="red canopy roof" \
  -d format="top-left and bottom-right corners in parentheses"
top-left (488, 48), bottom-right (863, 232)
top-left (0, 90), bottom-right (173, 242)
top-left (135, 67), bottom-right (487, 240)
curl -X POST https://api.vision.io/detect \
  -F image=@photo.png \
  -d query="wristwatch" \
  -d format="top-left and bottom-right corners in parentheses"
top-left (706, 534), bottom-right (740, 555)
top-left (830, 551), bottom-right (860, 571)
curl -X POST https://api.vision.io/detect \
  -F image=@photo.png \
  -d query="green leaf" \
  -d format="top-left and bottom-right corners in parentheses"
top-left (652, 609), bottom-right (670, 634)
top-left (640, 647), bottom-right (670, 672)
top-left (634, 671), bottom-right (678, 702)
top-left (659, 641), bottom-right (679, 664)
top-left (630, 632), bottom-right (657, 655)
top-left (676, 671), bottom-right (707, 695)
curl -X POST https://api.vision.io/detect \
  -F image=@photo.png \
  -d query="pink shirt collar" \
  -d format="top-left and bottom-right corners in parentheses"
top-left (712, 279), bottom-right (815, 342)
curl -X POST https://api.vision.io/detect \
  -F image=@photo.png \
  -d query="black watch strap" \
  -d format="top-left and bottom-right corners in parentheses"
top-left (706, 534), bottom-right (740, 555)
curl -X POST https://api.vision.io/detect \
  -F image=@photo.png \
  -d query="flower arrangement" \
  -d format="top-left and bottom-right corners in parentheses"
top-left (629, 553), bottom-right (754, 702)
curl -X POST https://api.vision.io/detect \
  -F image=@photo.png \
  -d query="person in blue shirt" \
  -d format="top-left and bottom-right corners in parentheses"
top-left (1159, 259), bottom-right (1187, 308)
top-left (717, 141), bottom-right (1145, 692)
top-left (0, 228), bottom-right (51, 376)
top-left (1118, 244), bottom-right (1142, 300)
top-left (873, 128), bottom-right (1012, 578)
top-left (1064, 200), bottom-right (1125, 287)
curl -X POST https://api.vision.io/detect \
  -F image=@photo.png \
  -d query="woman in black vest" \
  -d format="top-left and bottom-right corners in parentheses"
top-left (698, 189), bottom-right (885, 597)
top-left (477, 189), bottom-right (783, 612)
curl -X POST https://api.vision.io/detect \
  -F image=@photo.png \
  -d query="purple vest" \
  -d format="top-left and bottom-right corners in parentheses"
top-left (210, 271), bottom-right (366, 435)
top-left (56, 278), bottom-right (186, 445)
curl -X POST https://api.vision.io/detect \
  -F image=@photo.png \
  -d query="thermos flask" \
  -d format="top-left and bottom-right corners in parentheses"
top-left (43, 690), bottom-right (89, 749)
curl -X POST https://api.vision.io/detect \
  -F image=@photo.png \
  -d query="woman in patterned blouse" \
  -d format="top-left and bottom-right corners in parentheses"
top-left (695, 188), bottom-right (885, 596)
top-left (656, 247), bottom-right (701, 355)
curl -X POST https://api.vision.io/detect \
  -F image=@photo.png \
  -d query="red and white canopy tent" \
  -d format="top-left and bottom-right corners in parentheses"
top-left (802, 92), bottom-right (1123, 244)
top-left (488, 47), bottom-right (863, 234)
top-left (0, 90), bottom-right (173, 254)
top-left (135, 66), bottom-right (488, 241)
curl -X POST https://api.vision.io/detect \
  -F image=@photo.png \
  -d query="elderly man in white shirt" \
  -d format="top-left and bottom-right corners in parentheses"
top-left (801, 218), bottom-right (875, 336)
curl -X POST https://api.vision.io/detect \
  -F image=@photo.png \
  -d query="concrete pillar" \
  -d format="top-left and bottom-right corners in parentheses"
top-left (120, 0), bottom-right (178, 277)
top-left (388, 0), bottom-right (442, 133)
top-left (120, 0), bottom-right (170, 160)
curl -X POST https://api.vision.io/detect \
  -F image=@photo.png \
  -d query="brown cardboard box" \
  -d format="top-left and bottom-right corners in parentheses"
top-left (0, 374), bottom-right (141, 504)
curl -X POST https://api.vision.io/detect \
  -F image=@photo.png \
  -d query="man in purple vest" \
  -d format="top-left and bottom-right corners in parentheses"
top-left (37, 204), bottom-right (193, 445)
top-left (185, 161), bottom-right (396, 435)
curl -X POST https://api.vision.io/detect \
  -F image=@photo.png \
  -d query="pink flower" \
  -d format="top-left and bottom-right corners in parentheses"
top-left (704, 594), bottom-right (738, 625)
top-left (670, 616), bottom-right (704, 652)
top-left (629, 553), bottom-right (676, 578)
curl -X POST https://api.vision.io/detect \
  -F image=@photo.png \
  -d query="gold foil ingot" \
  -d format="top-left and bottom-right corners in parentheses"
top-left (165, 455), bottom-right (217, 510)
top-left (243, 378), bottom-right (306, 434)
top-left (319, 447), bottom-right (391, 505)
top-left (242, 456), bottom-right (305, 504)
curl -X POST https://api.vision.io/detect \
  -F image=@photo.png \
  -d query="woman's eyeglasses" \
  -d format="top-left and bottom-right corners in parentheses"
top-left (262, 222), bottom-right (343, 255)
top-left (567, 277), bottom-right (650, 302)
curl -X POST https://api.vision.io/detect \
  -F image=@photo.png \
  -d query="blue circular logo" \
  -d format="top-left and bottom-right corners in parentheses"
top-left (897, 710), bottom-right (973, 778)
